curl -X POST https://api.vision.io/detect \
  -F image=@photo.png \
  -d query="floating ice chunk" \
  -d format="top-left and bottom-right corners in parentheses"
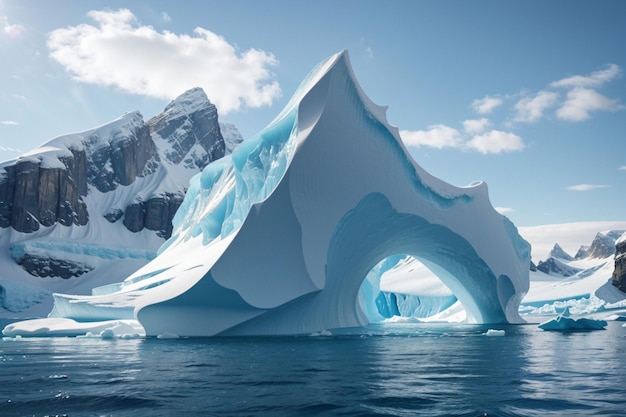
top-left (157, 332), bottom-right (179, 339)
top-left (310, 330), bottom-right (332, 337)
top-left (538, 307), bottom-right (607, 331)
top-left (100, 329), bottom-right (116, 339)
top-left (484, 329), bottom-right (506, 336)
top-left (382, 315), bottom-right (422, 324)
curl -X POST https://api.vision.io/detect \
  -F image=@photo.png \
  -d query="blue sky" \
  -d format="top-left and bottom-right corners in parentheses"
top-left (0, 0), bottom-right (624, 227)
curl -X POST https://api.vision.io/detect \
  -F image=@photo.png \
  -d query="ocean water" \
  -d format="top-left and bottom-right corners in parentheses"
top-left (1, 321), bottom-right (625, 417)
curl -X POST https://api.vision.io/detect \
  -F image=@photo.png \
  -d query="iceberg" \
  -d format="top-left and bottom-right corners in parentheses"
top-left (3, 51), bottom-right (530, 337)
top-left (538, 307), bottom-right (607, 331)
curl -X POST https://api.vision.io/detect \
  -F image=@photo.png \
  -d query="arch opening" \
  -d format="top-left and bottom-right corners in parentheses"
top-left (325, 192), bottom-right (511, 327)
top-left (359, 255), bottom-right (461, 323)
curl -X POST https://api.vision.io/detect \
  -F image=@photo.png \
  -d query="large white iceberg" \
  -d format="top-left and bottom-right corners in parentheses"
top-left (3, 51), bottom-right (530, 337)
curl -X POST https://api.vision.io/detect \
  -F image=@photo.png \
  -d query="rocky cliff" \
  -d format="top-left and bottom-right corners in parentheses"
top-left (0, 87), bottom-right (243, 289)
top-left (0, 88), bottom-right (232, 238)
top-left (612, 232), bottom-right (626, 292)
top-left (575, 230), bottom-right (624, 259)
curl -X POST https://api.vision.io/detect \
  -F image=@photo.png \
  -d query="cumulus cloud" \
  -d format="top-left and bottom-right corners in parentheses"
top-left (400, 125), bottom-right (463, 149)
top-left (566, 184), bottom-right (610, 191)
top-left (47, 8), bottom-right (281, 114)
top-left (0, 145), bottom-right (23, 153)
top-left (514, 91), bottom-right (559, 122)
top-left (462, 118), bottom-right (490, 134)
top-left (550, 64), bottom-right (621, 88)
top-left (465, 130), bottom-right (524, 154)
top-left (556, 87), bottom-right (623, 121)
top-left (401, 125), bottom-right (524, 155)
top-left (162, 12), bottom-right (172, 22)
top-left (471, 95), bottom-right (503, 114)
top-left (1, 16), bottom-right (26, 38)
top-left (1, 120), bottom-right (18, 126)
top-left (547, 64), bottom-right (623, 121)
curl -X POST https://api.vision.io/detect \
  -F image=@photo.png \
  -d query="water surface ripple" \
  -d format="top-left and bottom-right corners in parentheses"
top-left (1, 322), bottom-right (625, 416)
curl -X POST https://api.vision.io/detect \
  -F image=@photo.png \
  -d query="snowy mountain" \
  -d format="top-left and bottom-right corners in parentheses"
top-left (548, 243), bottom-right (574, 261)
top-left (574, 230), bottom-right (623, 259)
top-left (0, 88), bottom-right (243, 317)
top-left (520, 228), bottom-right (626, 317)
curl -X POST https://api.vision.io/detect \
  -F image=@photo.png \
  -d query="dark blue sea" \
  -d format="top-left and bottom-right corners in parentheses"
top-left (1, 321), bottom-right (625, 417)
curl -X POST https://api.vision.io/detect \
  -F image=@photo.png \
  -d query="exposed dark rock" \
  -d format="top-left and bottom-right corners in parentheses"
top-left (612, 233), bottom-right (626, 293)
top-left (148, 87), bottom-right (225, 168)
top-left (575, 230), bottom-right (624, 259)
top-left (16, 254), bottom-right (94, 279)
top-left (104, 209), bottom-right (124, 223)
top-left (123, 193), bottom-right (185, 238)
top-left (123, 203), bottom-right (144, 233)
top-left (536, 257), bottom-right (582, 277)
top-left (0, 87), bottom-right (229, 243)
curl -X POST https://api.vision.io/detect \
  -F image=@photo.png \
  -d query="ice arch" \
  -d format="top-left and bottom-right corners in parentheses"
top-left (3, 51), bottom-right (530, 337)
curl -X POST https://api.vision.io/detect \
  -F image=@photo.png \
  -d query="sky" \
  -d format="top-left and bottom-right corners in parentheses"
top-left (0, 0), bottom-right (624, 228)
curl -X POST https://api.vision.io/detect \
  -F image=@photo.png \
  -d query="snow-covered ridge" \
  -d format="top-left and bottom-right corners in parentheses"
top-left (0, 88), bottom-right (243, 318)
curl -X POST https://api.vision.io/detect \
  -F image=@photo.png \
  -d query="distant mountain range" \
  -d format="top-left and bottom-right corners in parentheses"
top-left (536, 230), bottom-right (624, 276)
top-left (0, 88), bottom-right (242, 316)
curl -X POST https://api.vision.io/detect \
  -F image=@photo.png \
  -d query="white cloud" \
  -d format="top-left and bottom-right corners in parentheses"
top-left (471, 95), bottom-right (503, 114)
top-left (514, 91), bottom-right (559, 123)
top-left (47, 8), bottom-right (281, 114)
top-left (466, 130), bottom-right (524, 154)
top-left (1, 120), bottom-right (18, 125)
top-left (401, 125), bottom-right (524, 155)
top-left (550, 64), bottom-right (621, 88)
top-left (162, 12), bottom-right (172, 22)
top-left (1, 16), bottom-right (26, 38)
top-left (566, 184), bottom-right (610, 191)
top-left (619, 166), bottom-right (626, 171)
top-left (462, 118), bottom-right (490, 134)
top-left (400, 125), bottom-right (463, 149)
top-left (0, 145), bottom-right (22, 153)
top-left (556, 87), bottom-right (623, 121)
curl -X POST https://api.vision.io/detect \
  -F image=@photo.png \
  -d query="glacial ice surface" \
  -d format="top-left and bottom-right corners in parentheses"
top-left (3, 51), bottom-right (530, 337)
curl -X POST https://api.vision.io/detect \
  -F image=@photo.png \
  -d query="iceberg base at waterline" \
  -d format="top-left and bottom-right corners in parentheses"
top-left (1, 51), bottom-right (530, 338)
top-left (538, 307), bottom-right (607, 331)
top-left (2, 318), bottom-right (144, 338)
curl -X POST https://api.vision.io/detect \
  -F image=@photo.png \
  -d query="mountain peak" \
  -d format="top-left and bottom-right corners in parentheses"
top-left (164, 87), bottom-right (214, 115)
top-left (549, 243), bottom-right (573, 261)
top-left (575, 230), bottom-right (625, 259)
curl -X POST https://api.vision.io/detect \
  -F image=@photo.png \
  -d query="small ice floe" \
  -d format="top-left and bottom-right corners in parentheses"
top-left (538, 307), bottom-right (607, 331)
top-left (484, 329), bottom-right (505, 336)
top-left (310, 330), bottom-right (332, 337)
top-left (157, 332), bottom-right (180, 339)
top-left (100, 329), bottom-right (116, 340)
